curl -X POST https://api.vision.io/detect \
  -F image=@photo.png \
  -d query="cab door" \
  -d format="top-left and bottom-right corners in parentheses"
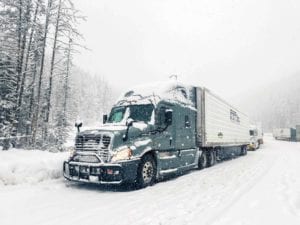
top-left (174, 107), bottom-right (197, 167)
top-left (153, 105), bottom-right (180, 171)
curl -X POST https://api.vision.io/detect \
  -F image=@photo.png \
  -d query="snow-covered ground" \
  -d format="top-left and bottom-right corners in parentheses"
top-left (0, 149), bottom-right (68, 186)
top-left (1, 136), bottom-right (300, 225)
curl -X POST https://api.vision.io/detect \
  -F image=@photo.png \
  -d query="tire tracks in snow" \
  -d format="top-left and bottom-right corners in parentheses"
top-left (277, 146), bottom-right (300, 218)
top-left (200, 150), bottom-right (278, 225)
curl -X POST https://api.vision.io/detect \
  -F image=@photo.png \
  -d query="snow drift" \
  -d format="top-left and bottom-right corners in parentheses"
top-left (0, 149), bottom-right (68, 186)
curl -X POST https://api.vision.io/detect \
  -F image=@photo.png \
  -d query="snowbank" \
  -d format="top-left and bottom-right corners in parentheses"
top-left (0, 149), bottom-right (69, 186)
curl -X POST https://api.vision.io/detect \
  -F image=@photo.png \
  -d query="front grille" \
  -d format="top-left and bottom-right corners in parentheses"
top-left (98, 150), bottom-right (109, 162)
top-left (75, 134), bottom-right (112, 162)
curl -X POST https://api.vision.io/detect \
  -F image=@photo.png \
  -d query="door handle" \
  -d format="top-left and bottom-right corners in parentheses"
top-left (178, 150), bottom-right (182, 157)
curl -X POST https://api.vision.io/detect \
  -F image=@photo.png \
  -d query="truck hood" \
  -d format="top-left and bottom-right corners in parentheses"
top-left (78, 125), bottom-right (127, 136)
top-left (78, 122), bottom-right (150, 135)
top-left (77, 122), bottom-right (154, 150)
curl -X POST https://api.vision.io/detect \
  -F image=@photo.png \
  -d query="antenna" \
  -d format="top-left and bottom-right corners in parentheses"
top-left (169, 75), bottom-right (179, 100)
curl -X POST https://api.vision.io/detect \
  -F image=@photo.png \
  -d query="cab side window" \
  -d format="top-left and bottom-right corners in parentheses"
top-left (156, 107), bottom-right (167, 126)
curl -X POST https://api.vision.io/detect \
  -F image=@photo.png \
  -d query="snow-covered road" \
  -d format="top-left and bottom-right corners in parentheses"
top-left (1, 136), bottom-right (300, 225)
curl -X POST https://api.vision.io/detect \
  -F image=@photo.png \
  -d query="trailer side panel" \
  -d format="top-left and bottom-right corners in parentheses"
top-left (202, 89), bottom-right (250, 147)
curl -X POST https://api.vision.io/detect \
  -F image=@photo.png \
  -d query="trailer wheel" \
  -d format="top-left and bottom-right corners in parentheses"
top-left (198, 151), bottom-right (207, 170)
top-left (136, 154), bottom-right (156, 189)
top-left (207, 150), bottom-right (216, 167)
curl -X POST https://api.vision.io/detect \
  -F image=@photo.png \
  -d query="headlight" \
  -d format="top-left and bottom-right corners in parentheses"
top-left (111, 147), bottom-right (132, 162)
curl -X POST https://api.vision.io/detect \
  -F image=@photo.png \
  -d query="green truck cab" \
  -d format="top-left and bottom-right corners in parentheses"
top-left (63, 81), bottom-right (250, 188)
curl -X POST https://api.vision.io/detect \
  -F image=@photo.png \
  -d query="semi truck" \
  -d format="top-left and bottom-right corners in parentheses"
top-left (63, 81), bottom-right (250, 188)
top-left (249, 124), bottom-right (264, 150)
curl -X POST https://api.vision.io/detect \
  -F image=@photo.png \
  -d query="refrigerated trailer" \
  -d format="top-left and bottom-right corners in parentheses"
top-left (273, 128), bottom-right (296, 141)
top-left (64, 81), bottom-right (250, 188)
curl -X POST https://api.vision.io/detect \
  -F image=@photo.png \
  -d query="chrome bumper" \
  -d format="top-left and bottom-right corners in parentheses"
top-left (63, 159), bottom-right (140, 184)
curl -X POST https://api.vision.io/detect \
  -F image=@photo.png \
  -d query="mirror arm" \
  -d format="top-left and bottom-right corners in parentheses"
top-left (123, 126), bottom-right (130, 141)
top-left (123, 120), bottom-right (133, 141)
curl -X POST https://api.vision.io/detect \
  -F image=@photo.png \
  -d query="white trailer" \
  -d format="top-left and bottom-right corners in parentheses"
top-left (273, 128), bottom-right (292, 141)
top-left (196, 88), bottom-right (250, 148)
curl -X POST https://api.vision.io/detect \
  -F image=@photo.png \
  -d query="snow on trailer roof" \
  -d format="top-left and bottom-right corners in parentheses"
top-left (115, 81), bottom-right (196, 108)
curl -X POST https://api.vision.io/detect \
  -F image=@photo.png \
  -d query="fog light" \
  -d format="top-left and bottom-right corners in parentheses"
top-left (114, 170), bottom-right (120, 175)
top-left (80, 167), bottom-right (89, 173)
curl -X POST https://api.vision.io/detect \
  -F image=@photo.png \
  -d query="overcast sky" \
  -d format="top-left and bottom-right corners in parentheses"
top-left (73, 0), bottom-right (300, 100)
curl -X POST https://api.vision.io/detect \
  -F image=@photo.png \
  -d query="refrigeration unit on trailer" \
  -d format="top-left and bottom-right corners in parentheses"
top-left (63, 81), bottom-right (250, 188)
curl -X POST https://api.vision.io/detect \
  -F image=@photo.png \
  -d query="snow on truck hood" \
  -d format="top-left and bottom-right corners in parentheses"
top-left (78, 122), bottom-right (149, 136)
top-left (115, 80), bottom-right (196, 107)
top-left (78, 125), bottom-right (126, 135)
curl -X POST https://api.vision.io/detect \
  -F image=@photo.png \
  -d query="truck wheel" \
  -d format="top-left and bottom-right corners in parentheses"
top-left (198, 151), bottom-right (207, 169)
top-left (256, 142), bottom-right (260, 149)
top-left (240, 146), bottom-right (247, 156)
top-left (136, 154), bottom-right (156, 189)
top-left (207, 150), bottom-right (216, 167)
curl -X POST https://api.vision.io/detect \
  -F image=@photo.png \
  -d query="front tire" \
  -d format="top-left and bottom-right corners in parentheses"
top-left (136, 154), bottom-right (156, 189)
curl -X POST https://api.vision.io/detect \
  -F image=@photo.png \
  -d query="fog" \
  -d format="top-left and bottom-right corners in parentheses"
top-left (73, 0), bottom-right (300, 100)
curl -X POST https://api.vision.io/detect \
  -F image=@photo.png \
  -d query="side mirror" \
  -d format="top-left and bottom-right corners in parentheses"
top-left (103, 114), bottom-right (108, 124)
top-left (165, 110), bottom-right (173, 126)
top-left (126, 118), bottom-right (134, 127)
top-left (123, 118), bottom-right (134, 141)
top-left (75, 122), bottom-right (82, 133)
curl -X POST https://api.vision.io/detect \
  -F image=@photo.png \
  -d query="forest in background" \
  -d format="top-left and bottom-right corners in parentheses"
top-left (237, 73), bottom-right (300, 132)
top-left (0, 0), bottom-right (114, 150)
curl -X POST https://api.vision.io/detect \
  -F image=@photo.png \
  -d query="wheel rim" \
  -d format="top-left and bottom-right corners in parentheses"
top-left (142, 161), bottom-right (154, 184)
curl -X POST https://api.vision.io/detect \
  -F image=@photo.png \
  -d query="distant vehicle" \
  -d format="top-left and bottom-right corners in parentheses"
top-left (273, 128), bottom-right (297, 141)
top-left (63, 81), bottom-right (250, 188)
top-left (249, 124), bottom-right (264, 150)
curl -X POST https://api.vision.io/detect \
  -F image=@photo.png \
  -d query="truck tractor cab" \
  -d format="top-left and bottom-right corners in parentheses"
top-left (249, 125), bottom-right (263, 150)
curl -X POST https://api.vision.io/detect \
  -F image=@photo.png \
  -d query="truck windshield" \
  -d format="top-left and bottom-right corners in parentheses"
top-left (107, 104), bottom-right (154, 123)
top-left (250, 130), bottom-right (257, 136)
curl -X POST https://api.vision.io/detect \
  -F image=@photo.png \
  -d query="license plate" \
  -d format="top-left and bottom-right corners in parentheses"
top-left (89, 175), bottom-right (99, 182)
